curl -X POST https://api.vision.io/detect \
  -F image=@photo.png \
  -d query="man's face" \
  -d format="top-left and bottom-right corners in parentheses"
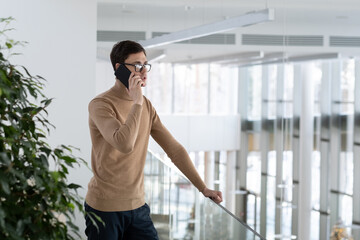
top-left (124, 51), bottom-right (148, 87)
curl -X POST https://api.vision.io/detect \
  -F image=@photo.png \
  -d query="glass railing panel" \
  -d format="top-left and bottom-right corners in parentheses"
top-left (144, 151), bottom-right (266, 240)
top-left (198, 196), bottom-right (266, 240)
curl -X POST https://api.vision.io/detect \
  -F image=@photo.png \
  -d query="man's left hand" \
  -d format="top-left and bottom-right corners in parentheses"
top-left (201, 187), bottom-right (223, 204)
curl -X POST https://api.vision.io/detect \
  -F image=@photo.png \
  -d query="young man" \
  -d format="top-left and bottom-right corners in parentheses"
top-left (84, 40), bottom-right (223, 240)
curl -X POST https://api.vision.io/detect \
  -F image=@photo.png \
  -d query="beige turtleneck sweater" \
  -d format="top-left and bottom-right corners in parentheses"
top-left (85, 80), bottom-right (206, 212)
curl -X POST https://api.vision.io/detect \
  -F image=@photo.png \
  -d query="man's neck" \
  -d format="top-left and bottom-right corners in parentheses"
top-left (111, 79), bottom-right (133, 101)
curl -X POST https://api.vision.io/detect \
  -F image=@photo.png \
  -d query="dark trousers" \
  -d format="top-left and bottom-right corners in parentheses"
top-left (84, 202), bottom-right (159, 240)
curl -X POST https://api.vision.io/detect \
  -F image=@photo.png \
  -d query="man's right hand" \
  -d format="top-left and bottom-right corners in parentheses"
top-left (127, 72), bottom-right (144, 105)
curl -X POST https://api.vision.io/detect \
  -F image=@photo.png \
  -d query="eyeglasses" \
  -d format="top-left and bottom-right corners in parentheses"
top-left (122, 63), bottom-right (152, 72)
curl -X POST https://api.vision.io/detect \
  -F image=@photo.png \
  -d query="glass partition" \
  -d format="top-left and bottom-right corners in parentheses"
top-left (144, 151), bottom-right (266, 240)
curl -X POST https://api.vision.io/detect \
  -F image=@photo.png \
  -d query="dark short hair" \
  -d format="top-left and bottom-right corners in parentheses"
top-left (110, 40), bottom-right (146, 71)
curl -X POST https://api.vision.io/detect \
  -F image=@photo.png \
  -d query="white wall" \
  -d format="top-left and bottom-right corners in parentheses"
top-left (149, 115), bottom-right (241, 153)
top-left (0, 0), bottom-right (97, 238)
top-left (96, 59), bottom-right (116, 94)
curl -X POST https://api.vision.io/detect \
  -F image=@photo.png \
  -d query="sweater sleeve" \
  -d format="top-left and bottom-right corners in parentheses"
top-left (89, 98), bottom-right (142, 154)
top-left (150, 107), bottom-right (206, 192)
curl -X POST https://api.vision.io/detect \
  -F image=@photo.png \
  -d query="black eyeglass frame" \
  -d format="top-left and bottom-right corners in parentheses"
top-left (122, 63), bottom-right (152, 72)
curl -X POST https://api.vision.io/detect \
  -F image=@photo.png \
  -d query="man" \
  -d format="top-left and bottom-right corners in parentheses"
top-left (84, 40), bottom-right (223, 239)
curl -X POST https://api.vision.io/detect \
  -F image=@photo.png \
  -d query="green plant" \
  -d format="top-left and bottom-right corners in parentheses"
top-left (0, 17), bottom-right (88, 239)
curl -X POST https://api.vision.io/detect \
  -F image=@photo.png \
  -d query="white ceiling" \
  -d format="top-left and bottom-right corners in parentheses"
top-left (97, 0), bottom-right (360, 64)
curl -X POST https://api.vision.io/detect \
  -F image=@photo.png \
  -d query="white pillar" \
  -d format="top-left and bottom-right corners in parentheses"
top-left (292, 64), bottom-right (302, 236)
top-left (298, 63), bottom-right (314, 240)
top-left (226, 151), bottom-right (236, 214)
top-left (319, 62), bottom-right (332, 240)
top-left (204, 151), bottom-right (215, 190)
top-left (260, 65), bottom-right (270, 237)
top-left (237, 67), bottom-right (249, 221)
top-left (275, 64), bottom-right (285, 235)
top-left (353, 60), bottom-right (360, 240)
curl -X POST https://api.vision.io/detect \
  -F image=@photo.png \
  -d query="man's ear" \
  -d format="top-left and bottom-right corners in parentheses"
top-left (115, 63), bottom-right (120, 71)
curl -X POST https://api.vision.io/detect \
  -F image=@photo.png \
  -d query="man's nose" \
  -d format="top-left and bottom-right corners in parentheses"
top-left (140, 66), bottom-right (147, 73)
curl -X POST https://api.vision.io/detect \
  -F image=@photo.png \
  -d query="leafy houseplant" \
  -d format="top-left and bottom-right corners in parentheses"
top-left (0, 17), bottom-right (89, 239)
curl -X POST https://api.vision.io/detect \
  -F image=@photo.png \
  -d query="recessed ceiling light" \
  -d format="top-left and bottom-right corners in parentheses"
top-left (336, 16), bottom-right (348, 19)
top-left (121, 10), bottom-right (134, 14)
top-left (184, 5), bottom-right (194, 11)
top-left (121, 4), bottom-right (134, 14)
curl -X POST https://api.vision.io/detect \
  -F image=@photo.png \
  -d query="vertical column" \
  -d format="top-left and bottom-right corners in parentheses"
top-left (319, 62), bottom-right (332, 240)
top-left (226, 151), bottom-right (236, 214)
top-left (275, 64), bottom-right (285, 235)
top-left (171, 63), bottom-right (175, 114)
top-left (214, 151), bottom-right (221, 191)
top-left (207, 63), bottom-right (211, 114)
top-left (237, 67), bottom-right (249, 221)
top-left (291, 64), bottom-right (301, 237)
top-left (260, 65), bottom-right (270, 236)
top-left (298, 63), bottom-right (314, 240)
top-left (238, 67), bottom-right (249, 190)
top-left (330, 61), bottom-right (342, 229)
top-left (353, 60), bottom-right (360, 239)
top-left (204, 151), bottom-right (215, 190)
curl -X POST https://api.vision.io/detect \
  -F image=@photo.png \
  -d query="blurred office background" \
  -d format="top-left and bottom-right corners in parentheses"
top-left (1, 0), bottom-right (360, 239)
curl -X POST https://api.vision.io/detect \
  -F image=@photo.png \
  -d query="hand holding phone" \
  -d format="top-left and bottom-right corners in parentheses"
top-left (114, 64), bottom-right (131, 89)
top-left (114, 64), bottom-right (144, 105)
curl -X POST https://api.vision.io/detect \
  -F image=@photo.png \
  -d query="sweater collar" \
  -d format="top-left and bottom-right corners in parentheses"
top-left (110, 79), bottom-right (133, 101)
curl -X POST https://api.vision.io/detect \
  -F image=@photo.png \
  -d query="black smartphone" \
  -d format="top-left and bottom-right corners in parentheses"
top-left (114, 64), bottom-right (131, 89)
